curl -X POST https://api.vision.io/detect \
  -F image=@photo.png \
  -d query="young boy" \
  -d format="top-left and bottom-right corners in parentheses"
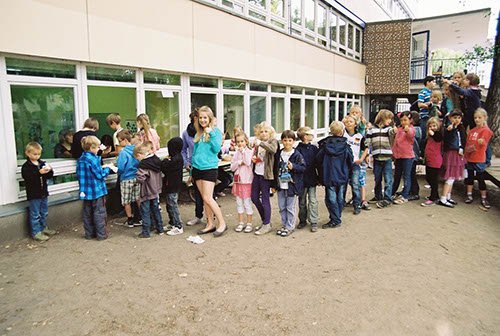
top-left (134, 142), bottom-right (164, 238)
top-left (21, 142), bottom-right (56, 241)
top-left (428, 90), bottom-right (443, 118)
top-left (295, 127), bottom-right (319, 232)
top-left (274, 130), bottom-right (306, 237)
top-left (116, 130), bottom-right (141, 228)
top-left (317, 121), bottom-right (353, 228)
top-left (445, 73), bottom-right (481, 131)
top-left (343, 116), bottom-right (369, 215)
top-left (106, 113), bottom-right (124, 156)
top-left (76, 136), bottom-right (112, 240)
top-left (161, 137), bottom-right (185, 236)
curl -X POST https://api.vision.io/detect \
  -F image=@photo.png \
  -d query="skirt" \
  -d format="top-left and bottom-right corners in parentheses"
top-left (191, 167), bottom-right (218, 183)
top-left (232, 183), bottom-right (252, 199)
top-left (442, 150), bottom-right (465, 180)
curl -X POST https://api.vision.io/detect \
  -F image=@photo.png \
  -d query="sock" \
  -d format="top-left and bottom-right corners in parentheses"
top-left (467, 192), bottom-right (472, 198)
top-left (446, 193), bottom-right (451, 200)
top-left (481, 196), bottom-right (486, 200)
top-left (440, 196), bottom-right (447, 203)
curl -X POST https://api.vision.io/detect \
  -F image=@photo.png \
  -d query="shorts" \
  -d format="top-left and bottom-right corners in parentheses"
top-left (359, 163), bottom-right (367, 187)
top-left (192, 167), bottom-right (218, 183)
top-left (120, 178), bottom-right (140, 205)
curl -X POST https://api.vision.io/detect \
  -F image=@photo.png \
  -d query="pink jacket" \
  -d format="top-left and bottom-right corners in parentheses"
top-left (392, 125), bottom-right (415, 159)
top-left (230, 147), bottom-right (253, 184)
top-left (139, 128), bottom-right (161, 153)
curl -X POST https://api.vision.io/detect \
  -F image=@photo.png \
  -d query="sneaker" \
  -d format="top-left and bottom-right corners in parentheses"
top-left (376, 200), bottom-right (391, 208)
top-left (353, 206), bottom-right (361, 215)
top-left (297, 222), bottom-right (307, 229)
top-left (393, 194), bottom-right (403, 201)
top-left (311, 224), bottom-right (318, 232)
top-left (447, 199), bottom-right (457, 205)
top-left (322, 222), bottom-right (341, 229)
top-left (243, 224), bottom-right (253, 233)
top-left (421, 200), bottom-right (435, 207)
top-left (127, 219), bottom-right (135, 228)
top-left (235, 223), bottom-right (245, 232)
top-left (255, 224), bottom-right (272, 235)
top-left (438, 200), bottom-right (455, 208)
top-left (137, 233), bottom-right (151, 239)
top-left (464, 196), bottom-right (473, 204)
top-left (408, 194), bottom-right (420, 201)
top-left (42, 228), bottom-right (57, 236)
top-left (393, 197), bottom-right (408, 205)
top-left (133, 220), bottom-right (143, 227)
top-left (33, 232), bottom-right (49, 241)
top-left (167, 227), bottom-right (184, 236)
top-left (480, 199), bottom-right (491, 209)
top-left (368, 197), bottom-right (379, 204)
top-left (158, 232), bottom-right (165, 236)
top-left (186, 217), bottom-right (202, 226)
top-left (361, 201), bottom-right (371, 210)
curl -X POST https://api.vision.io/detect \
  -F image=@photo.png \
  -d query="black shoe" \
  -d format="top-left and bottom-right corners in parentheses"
top-left (480, 199), bottom-right (491, 209)
top-left (368, 197), bottom-right (379, 204)
top-left (438, 200), bottom-right (455, 208)
top-left (447, 199), bottom-right (457, 205)
top-left (353, 206), bottom-right (361, 215)
top-left (197, 227), bottom-right (216, 235)
top-left (213, 225), bottom-right (227, 237)
top-left (464, 196), bottom-right (473, 204)
top-left (322, 222), bottom-right (341, 229)
top-left (297, 222), bottom-right (307, 229)
top-left (408, 194), bottom-right (420, 201)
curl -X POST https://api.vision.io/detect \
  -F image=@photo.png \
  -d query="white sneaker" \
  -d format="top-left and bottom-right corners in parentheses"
top-left (167, 227), bottom-right (184, 236)
top-left (186, 217), bottom-right (202, 226)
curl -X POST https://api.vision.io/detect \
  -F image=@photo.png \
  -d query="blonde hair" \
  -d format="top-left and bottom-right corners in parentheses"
top-left (25, 142), bottom-right (42, 154)
top-left (342, 115), bottom-right (356, 124)
top-left (83, 118), bottom-right (99, 131)
top-left (349, 104), bottom-right (362, 116)
top-left (427, 117), bottom-right (441, 131)
top-left (131, 134), bottom-right (142, 146)
top-left (81, 136), bottom-right (100, 151)
top-left (329, 121), bottom-right (345, 136)
top-left (374, 109), bottom-right (394, 127)
top-left (117, 129), bottom-right (132, 142)
top-left (260, 123), bottom-right (276, 140)
top-left (474, 108), bottom-right (488, 124)
top-left (106, 113), bottom-right (121, 125)
top-left (296, 126), bottom-right (312, 141)
top-left (194, 106), bottom-right (216, 143)
top-left (136, 113), bottom-right (153, 142)
top-left (431, 90), bottom-right (442, 101)
top-left (133, 141), bottom-right (151, 158)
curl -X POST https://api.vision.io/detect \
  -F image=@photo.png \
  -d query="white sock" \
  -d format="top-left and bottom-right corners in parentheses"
top-left (440, 196), bottom-right (447, 203)
top-left (447, 193), bottom-right (451, 200)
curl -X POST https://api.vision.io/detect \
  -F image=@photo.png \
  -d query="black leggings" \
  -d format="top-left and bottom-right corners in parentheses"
top-left (425, 166), bottom-right (440, 201)
top-left (465, 169), bottom-right (486, 190)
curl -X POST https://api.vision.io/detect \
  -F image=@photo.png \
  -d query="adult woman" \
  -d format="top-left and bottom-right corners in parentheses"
top-left (191, 106), bottom-right (227, 237)
top-left (54, 129), bottom-right (73, 158)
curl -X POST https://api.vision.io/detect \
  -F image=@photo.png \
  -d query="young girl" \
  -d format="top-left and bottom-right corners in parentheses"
top-left (392, 111), bottom-right (416, 204)
top-left (251, 123), bottom-right (278, 235)
top-left (439, 109), bottom-right (466, 208)
top-left (231, 131), bottom-right (254, 233)
top-left (464, 108), bottom-right (493, 208)
top-left (421, 117), bottom-right (443, 206)
top-left (365, 109), bottom-right (396, 209)
top-left (136, 113), bottom-right (161, 152)
top-left (191, 106), bottom-right (227, 237)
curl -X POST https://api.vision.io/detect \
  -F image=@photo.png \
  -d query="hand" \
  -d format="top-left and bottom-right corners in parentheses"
top-left (251, 156), bottom-right (258, 163)
top-left (354, 159), bottom-right (362, 165)
top-left (428, 130), bottom-right (434, 136)
top-left (478, 138), bottom-right (484, 145)
top-left (39, 167), bottom-right (51, 174)
top-left (458, 148), bottom-right (464, 156)
top-left (404, 125), bottom-right (409, 132)
top-left (204, 127), bottom-right (212, 134)
top-left (287, 161), bottom-right (293, 170)
top-left (393, 126), bottom-right (399, 133)
top-left (254, 139), bottom-right (261, 147)
top-left (447, 124), bottom-right (453, 131)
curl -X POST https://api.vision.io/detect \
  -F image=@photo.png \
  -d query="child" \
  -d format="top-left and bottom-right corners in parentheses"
top-left (76, 136), bottom-right (111, 240)
top-left (317, 121), bottom-right (353, 228)
top-left (295, 126), bottom-right (320, 231)
top-left (421, 117), bottom-right (443, 206)
top-left (275, 130), bottom-right (306, 237)
top-left (429, 90), bottom-right (443, 118)
top-left (231, 131), bottom-right (254, 233)
top-left (408, 111), bottom-right (422, 201)
top-left (106, 113), bottom-right (123, 156)
top-left (161, 137), bottom-right (185, 235)
top-left (21, 142), bottom-right (55, 241)
top-left (343, 116), bottom-right (368, 215)
top-left (464, 108), bottom-right (493, 208)
top-left (349, 104), bottom-right (369, 136)
top-left (445, 73), bottom-right (481, 131)
top-left (116, 130), bottom-right (141, 227)
top-left (391, 111), bottom-right (416, 205)
top-left (349, 106), bottom-right (371, 210)
top-left (365, 109), bottom-right (396, 208)
top-left (72, 118), bottom-right (99, 159)
top-left (136, 113), bottom-right (161, 152)
top-left (134, 142), bottom-right (164, 238)
top-left (439, 109), bottom-right (466, 208)
top-left (252, 123), bottom-right (278, 235)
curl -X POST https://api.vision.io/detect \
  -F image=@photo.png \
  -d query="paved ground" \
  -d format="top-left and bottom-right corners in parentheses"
top-left (0, 175), bottom-right (499, 336)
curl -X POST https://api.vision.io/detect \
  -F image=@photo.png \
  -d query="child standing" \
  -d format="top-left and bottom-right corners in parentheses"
top-left (317, 121), bottom-right (353, 228)
top-left (365, 110), bottom-right (396, 209)
top-left (439, 109), bottom-right (466, 208)
top-left (106, 113), bottom-right (124, 156)
top-left (295, 126), bottom-right (320, 231)
top-left (421, 117), bottom-right (443, 207)
top-left (392, 111), bottom-right (416, 205)
top-left (76, 136), bottom-right (111, 240)
top-left (231, 131), bottom-right (254, 233)
top-left (464, 108), bottom-right (493, 208)
top-left (445, 74), bottom-right (481, 131)
top-left (343, 116), bottom-right (369, 215)
top-left (116, 130), bottom-right (141, 228)
top-left (252, 123), bottom-right (278, 235)
top-left (408, 111), bottom-right (422, 201)
top-left (428, 90), bottom-right (443, 118)
top-left (161, 137), bottom-right (185, 235)
top-left (275, 130), bottom-right (306, 237)
top-left (22, 142), bottom-right (56, 241)
top-left (134, 142), bottom-right (164, 238)
top-left (136, 113), bottom-right (161, 152)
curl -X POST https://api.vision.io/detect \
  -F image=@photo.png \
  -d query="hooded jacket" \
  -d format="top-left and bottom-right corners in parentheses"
top-left (295, 142), bottom-right (319, 188)
top-left (316, 136), bottom-right (353, 187)
top-left (273, 149), bottom-right (306, 196)
top-left (162, 137), bottom-right (184, 193)
top-left (181, 123), bottom-right (196, 167)
top-left (136, 154), bottom-right (163, 202)
top-left (21, 159), bottom-right (54, 200)
top-left (117, 145), bottom-right (139, 181)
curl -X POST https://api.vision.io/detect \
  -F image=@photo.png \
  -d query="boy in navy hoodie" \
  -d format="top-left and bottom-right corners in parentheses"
top-left (317, 121), bottom-right (353, 229)
top-left (274, 130), bottom-right (306, 237)
top-left (295, 126), bottom-right (319, 232)
top-left (445, 73), bottom-right (481, 131)
top-left (161, 137), bottom-right (185, 236)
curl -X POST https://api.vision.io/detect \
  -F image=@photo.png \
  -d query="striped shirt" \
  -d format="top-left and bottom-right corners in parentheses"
top-left (418, 87), bottom-right (432, 119)
top-left (365, 126), bottom-right (395, 161)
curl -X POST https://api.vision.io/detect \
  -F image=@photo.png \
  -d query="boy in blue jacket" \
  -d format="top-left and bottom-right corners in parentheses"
top-left (274, 130), bottom-right (306, 237)
top-left (295, 126), bottom-right (319, 232)
top-left (317, 121), bottom-right (353, 229)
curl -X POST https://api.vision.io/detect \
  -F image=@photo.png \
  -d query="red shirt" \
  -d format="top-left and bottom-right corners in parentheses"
top-left (465, 125), bottom-right (493, 163)
top-left (425, 135), bottom-right (443, 168)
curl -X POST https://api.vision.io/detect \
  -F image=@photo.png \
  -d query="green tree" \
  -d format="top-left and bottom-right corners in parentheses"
top-left (485, 11), bottom-right (500, 155)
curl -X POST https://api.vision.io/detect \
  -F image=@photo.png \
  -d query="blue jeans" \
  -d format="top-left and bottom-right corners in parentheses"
top-left (373, 159), bottom-right (393, 201)
top-left (165, 193), bottom-right (182, 228)
top-left (392, 158), bottom-right (413, 199)
top-left (350, 164), bottom-right (362, 208)
top-left (298, 186), bottom-right (318, 225)
top-left (278, 190), bottom-right (297, 230)
top-left (140, 197), bottom-right (164, 237)
top-left (29, 197), bottom-right (48, 236)
top-left (83, 197), bottom-right (107, 240)
top-left (325, 184), bottom-right (345, 225)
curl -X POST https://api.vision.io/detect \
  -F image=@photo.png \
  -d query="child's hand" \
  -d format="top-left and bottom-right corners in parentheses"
top-left (393, 126), bottom-right (399, 133)
top-left (458, 148), bottom-right (464, 156)
top-left (428, 129), bottom-right (434, 136)
top-left (478, 138), bottom-right (484, 145)
top-left (447, 124), bottom-right (453, 131)
top-left (354, 159), bottom-right (362, 165)
top-left (404, 125), bottom-right (409, 132)
top-left (205, 127), bottom-right (212, 134)
top-left (39, 167), bottom-right (51, 174)
top-left (287, 161), bottom-right (293, 170)
top-left (254, 139), bottom-right (261, 147)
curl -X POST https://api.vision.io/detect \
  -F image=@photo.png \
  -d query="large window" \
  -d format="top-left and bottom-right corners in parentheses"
top-left (224, 95), bottom-right (244, 139)
top-left (11, 86), bottom-right (75, 160)
top-left (291, 0), bottom-right (302, 25)
top-left (290, 98), bottom-right (301, 131)
top-left (271, 97), bottom-right (285, 133)
top-left (304, 0), bottom-right (315, 32)
top-left (250, 96), bottom-right (266, 135)
top-left (305, 99), bottom-right (314, 128)
top-left (145, 91), bottom-right (180, 145)
top-left (6, 58), bottom-right (76, 79)
top-left (317, 100), bottom-right (326, 129)
top-left (191, 93), bottom-right (217, 117)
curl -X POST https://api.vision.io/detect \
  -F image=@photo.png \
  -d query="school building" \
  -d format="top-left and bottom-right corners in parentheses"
top-left (0, 0), bottom-right (490, 239)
